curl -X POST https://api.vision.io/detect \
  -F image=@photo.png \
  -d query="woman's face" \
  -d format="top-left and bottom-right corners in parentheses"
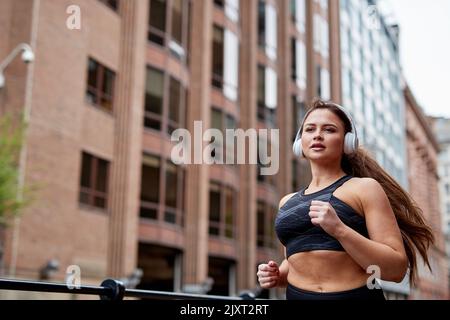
top-left (301, 109), bottom-right (346, 162)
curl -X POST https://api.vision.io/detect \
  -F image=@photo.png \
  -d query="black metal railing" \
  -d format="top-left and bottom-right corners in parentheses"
top-left (0, 278), bottom-right (258, 300)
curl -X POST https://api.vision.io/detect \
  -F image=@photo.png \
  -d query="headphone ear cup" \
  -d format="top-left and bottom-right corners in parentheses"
top-left (344, 132), bottom-right (357, 154)
top-left (293, 138), bottom-right (302, 156)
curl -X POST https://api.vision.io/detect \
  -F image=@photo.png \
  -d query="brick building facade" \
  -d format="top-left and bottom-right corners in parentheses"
top-left (404, 84), bottom-right (449, 299)
top-left (0, 0), bottom-right (447, 299)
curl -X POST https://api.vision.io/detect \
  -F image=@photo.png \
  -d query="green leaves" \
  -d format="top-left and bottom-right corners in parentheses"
top-left (0, 113), bottom-right (28, 226)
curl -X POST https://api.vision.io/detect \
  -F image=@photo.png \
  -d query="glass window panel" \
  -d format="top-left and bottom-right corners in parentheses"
top-left (223, 29), bottom-right (239, 101)
top-left (149, 0), bottom-right (166, 32)
top-left (258, 0), bottom-right (265, 47)
top-left (296, 0), bottom-right (306, 33)
top-left (165, 161), bottom-right (178, 208)
top-left (212, 26), bottom-right (224, 88)
top-left (140, 207), bottom-right (157, 219)
top-left (94, 197), bottom-right (106, 208)
top-left (164, 211), bottom-right (177, 224)
top-left (80, 152), bottom-right (92, 188)
top-left (257, 65), bottom-right (265, 107)
top-left (145, 67), bottom-right (164, 115)
top-left (96, 158), bottom-right (108, 192)
top-left (144, 117), bottom-right (161, 131)
top-left (209, 184), bottom-right (221, 223)
top-left (168, 77), bottom-right (181, 124)
top-left (171, 0), bottom-right (182, 44)
top-left (103, 68), bottom-right (114, 97)
top-left (320, 68), bottom-right (330, 100)
top-left (141, 155), bottom-right (160, 203)
top-left (265, 67), bottom-right (277, 109)
top-left (211, 108), bottom-right (222, 131)
top-left (265, 4), bottom-right (277, 60)
top-left (296, 40), bottom-right (306, 88)
top-left (79, 191), bottom-right (89, 205)
top-left (88, 59), bottom-right (97, 89)
top-left (225, 0), bottom-right (239, 22)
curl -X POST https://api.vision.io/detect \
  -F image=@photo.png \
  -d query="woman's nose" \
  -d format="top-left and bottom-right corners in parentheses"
top-left (313, 132), bottom-right (323, 140)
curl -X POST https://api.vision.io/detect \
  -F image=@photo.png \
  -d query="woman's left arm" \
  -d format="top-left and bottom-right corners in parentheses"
top-left (310, 178), bottom-right (408, 282)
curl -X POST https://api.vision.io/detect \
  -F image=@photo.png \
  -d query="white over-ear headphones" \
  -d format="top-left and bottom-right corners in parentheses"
top-left (292, 103), bottom-right (359, 157)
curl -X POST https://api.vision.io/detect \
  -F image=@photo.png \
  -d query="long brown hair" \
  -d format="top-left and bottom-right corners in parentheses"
top-left (302, 99), bottom-right (434, 285)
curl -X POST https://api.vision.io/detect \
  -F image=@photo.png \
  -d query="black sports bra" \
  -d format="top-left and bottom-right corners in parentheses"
top-left (275, 175), bottom-right (369, 258)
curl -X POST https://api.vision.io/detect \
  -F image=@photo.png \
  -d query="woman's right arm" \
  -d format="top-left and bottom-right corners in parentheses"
top-left (257, 194), bottom-right (294, 289)
top-left (257, 255), bottom-right (289, 288)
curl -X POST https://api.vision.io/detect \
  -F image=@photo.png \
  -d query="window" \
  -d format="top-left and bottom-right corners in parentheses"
top-left (257, 65), bottom-right (277, 127)
top-left (341, 27), bottom-right (349, 54)
top-left (140, 155), bottom-right (161, 219)
top-left (164, 160), bottom-right (184, 224)
top-left (79, 152), bottom-right (110, 209)
top-left (291, 38), bottom-right (306, 89)
top-left (148, 0), bottom-right (190, 61)
top-left (318, 0), bottom-right (328, 10)
top-left (144, 66), bottom-right (186, 134)
top-left (212, 26), bottom-right (224, 89)
top-left (258, 1), bottom-right (277, 61)
top-left (446, 183), bottom-right (450, 195)
top-left (140, 154), bottom-right (185, 225)
top-left (212, 26), bottom-right (239, 101)
top-left (290, 0), bottom-right (306, 33)
top-left (224, 0), bottom-right (239, 22)
top-left (86, 58), bottom-right (115, 112)
top-left (210, 108), bottom-right (237, 164)
top-left (216, 0), bottom-right (240, 22)
top-left (257, 201), bottom-right (277, 248)
top-left (209, 182), bottom-right (236, 239)
top-left (168, 76), bottom-right (186, 135)
top-left (316, 66), bottom-right (330, 100)
top-left (144, 67), bottom-right (164, 130)
top-left (98, 0), bottom-right (118, 11)
top-left (313, 15), bottom-right (320, 53)
top-left (313, 15), bottom-right (328, 57)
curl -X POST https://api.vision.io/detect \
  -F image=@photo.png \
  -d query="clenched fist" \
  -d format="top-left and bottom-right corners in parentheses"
top-left (309, 200), bottom-right (345, 238)
top-left (257, 260), bottom-right (280, 289)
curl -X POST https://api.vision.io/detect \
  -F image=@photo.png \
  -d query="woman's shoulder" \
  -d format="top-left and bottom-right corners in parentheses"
top-left (346, 177), bottom-right (385, 199)
top-left (347, 177), bottom-right (382, 189)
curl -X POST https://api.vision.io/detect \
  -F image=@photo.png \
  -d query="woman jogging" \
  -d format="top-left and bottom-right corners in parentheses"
top-left (257, 99), bottom-right (434, 300)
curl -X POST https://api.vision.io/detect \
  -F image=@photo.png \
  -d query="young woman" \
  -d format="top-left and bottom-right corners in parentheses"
top-left (257, 99), bottom-right (434, 300)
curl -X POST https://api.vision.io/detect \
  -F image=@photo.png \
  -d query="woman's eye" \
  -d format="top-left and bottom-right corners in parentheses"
top-left (325, 128), bottom-right (335, 132)
top-left (305, 128), bottom-right (314, 132)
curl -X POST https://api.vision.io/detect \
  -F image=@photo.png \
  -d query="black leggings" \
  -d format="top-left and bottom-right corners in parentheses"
top-left (286, 283), bottom-right (386, 300)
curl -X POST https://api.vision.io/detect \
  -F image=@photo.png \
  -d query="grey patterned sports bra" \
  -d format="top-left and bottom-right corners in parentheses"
top-left (274, 175), bottom-right (369, 258)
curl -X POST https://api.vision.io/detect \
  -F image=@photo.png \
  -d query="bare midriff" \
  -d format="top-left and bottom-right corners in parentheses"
top-left (287, 250), bottom-right (369, 292)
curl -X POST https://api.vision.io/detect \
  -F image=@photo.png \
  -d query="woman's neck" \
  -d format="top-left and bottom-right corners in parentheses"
top-left (309, 163), bottom-right (346, 188)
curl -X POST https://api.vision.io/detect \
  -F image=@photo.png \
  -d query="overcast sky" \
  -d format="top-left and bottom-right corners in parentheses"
top-left (379, 0), bottom-right (450, 118)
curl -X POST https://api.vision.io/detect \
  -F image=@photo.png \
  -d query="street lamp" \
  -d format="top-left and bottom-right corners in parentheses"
top-left (0, 43), bottom-right (35, 89)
